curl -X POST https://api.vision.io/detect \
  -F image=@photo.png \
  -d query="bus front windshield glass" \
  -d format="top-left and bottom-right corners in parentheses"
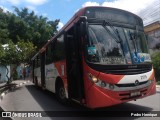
top-left (86, 24), bottom-right (151, 65)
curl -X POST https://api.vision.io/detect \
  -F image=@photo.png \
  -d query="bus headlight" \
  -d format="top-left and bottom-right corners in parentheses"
top-left (109, 84), bottom-right (114, 90)
top-left (95, 79), bottom-right (115, 90)
top-left (92, 76), bottom-right (98, 83)
top-left (88, 73), bottom-right (115, 90)
top-left (88, 73), bottom-right (98, 83)
top-left (100, 81), bottom-right (107, 87)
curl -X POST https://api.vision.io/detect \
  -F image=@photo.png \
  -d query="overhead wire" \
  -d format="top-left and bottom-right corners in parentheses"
top-left (137, 0), bottom-right (160, 26)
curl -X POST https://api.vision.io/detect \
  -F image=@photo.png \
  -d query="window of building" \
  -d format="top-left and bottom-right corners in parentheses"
top-left (155, 29), bottom-right (160, 37)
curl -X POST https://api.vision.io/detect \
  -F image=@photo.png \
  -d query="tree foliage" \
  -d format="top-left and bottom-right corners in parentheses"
top-left (151, 52), bottom-right (160, 82)
top-left (0, 6), bottom-right (59, 82)
top-left (0, 7), bottom-right (59, 49)
top-left (0, 8), bottom-right (11, 44)
top-left (0, 6), bottom-right (59, 63)
top-left (0, 40), bottom-right (36, 65)
top-left (0, 40), bottom-right (36, 82)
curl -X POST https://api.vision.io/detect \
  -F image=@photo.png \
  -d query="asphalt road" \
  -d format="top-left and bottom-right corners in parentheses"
top-left (0, 82), bottom-right (160, 120)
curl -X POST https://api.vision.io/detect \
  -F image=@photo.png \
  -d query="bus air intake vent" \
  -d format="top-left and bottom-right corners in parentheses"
top-left (119, 89), bottom-right (147, 100)
top-left (101, 64), bottom-right (152, 75)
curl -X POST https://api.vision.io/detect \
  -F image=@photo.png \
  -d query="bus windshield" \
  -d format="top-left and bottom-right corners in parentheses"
top-left (86, 24), bottom-right (151, 65)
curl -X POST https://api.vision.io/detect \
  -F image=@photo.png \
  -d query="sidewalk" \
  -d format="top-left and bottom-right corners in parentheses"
top-left (0, 79), bottom-right (30, 88)
top-left (0, 79), bottom-right (31, 101)
top-left (0, 82), bottom-right (6, 88)
top-left (11, 79), bottom-right (31, 87)
top-left (0, 81), bottom-right (17, 91)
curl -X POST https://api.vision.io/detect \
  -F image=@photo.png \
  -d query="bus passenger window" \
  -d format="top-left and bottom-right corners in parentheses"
top-left (36, 56), bottom-right (40, 67)
top-left (46, 44), bottom-right (53, 64)
top-left (53, 35), bottom-right (65, 62)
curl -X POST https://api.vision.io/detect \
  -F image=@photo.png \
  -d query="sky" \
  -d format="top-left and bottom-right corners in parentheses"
top-left (0, 0), bottom-right (159, 29)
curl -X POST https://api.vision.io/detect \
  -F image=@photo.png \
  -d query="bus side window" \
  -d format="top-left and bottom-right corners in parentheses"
top-left (46, 44), bottom-right (53, 64)
top-left (35, 56), bottom-right (40, 67)
top-left (53, 34), bottom-right (65, 62)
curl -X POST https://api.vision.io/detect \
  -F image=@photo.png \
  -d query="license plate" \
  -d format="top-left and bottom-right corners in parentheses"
top-left (130, 91), bottom-right (141, 97)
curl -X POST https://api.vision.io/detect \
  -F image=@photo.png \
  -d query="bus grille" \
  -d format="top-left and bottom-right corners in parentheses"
top-left (119, 89), bottom-right (147, 100)
top-left (88, 63), bottom-right (152, 75)
top-left (104, 68), bottom-right (151, 75)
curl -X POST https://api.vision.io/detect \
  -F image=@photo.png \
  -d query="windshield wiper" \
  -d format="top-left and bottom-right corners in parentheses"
top-left (102, 22), bottom-right (120, 43)
top-left (102, 21), bottom-right (127, 63)
top-left (128, 30), bottom-right (137, 53)
top-left (104, 21), bottom-right (123, 43)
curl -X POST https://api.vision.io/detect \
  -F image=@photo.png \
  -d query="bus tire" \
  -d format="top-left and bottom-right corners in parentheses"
top-left (34, 77), bottom-right (40, 90)
top-left (35, 77), bottom-right (38, 86)
top-left (56, 79), bottom-right (68, 104)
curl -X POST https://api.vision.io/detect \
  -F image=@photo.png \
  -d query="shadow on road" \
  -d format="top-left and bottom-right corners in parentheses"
top-left (24, 84), bottom-right (154, 119)
top-left (25, 84), bottom-right (87, 110)
top-left (156, 91), bottom-right (160, 93)
top-left (10, 86), bottom-right (23, 92)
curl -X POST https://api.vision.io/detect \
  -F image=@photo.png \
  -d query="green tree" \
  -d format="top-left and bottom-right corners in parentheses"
top-left (152, 52), bottom-right (160, 82)
top-left (0, 6), bottom-right (59, 82)
top-left (16, 40), bottom-right (36, 63)
top-left (0, 8), bottom-right (10, 44)
top-left (0, 6), bottom-right (59, 50)
top-left (0, 43), bottom-right (5, 58)
top-left (0, 40), bottom-right (36, 83)
top-left (10, 7), bottom-right (59, 49)
top-left (8, 14), bottom-right (28, 43)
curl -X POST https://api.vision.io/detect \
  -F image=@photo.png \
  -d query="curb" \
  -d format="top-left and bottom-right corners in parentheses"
top-left (0, 80), bottom-right (30, 102)
top-left (12, 80), bottom-right (30, 87)
top-left (156, 85), bottom-right (160, 88)
top-left (0, 89), bottom-right (10, 102)
top-left (0, 84), bottom-right (16, 102)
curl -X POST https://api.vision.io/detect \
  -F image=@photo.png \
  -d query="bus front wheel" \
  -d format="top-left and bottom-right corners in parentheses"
top-left (56, 80), bottom-right (68, 104)
top-left (35, 77), bottom-right (38, 86)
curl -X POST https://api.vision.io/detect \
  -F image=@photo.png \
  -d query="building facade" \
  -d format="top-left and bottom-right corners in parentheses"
top-left (144, 21), bottom-right (160, 40)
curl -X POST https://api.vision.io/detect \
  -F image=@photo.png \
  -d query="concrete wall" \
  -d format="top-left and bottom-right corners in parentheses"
top-left (0, 65), bottom-right (10, 83)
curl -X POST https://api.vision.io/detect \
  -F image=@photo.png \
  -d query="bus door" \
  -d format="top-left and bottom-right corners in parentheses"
top-left (65, 25), bottom-right (84, 102)
top-left (40, 52), bottom-right (45, 88)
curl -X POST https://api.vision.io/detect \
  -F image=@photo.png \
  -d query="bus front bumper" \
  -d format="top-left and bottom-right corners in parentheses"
top-left (86, 80), bottom-right (156, 109)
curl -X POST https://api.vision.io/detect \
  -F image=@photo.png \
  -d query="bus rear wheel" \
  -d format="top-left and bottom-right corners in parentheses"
top-left (56, 80), bottom-right (68, 104)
